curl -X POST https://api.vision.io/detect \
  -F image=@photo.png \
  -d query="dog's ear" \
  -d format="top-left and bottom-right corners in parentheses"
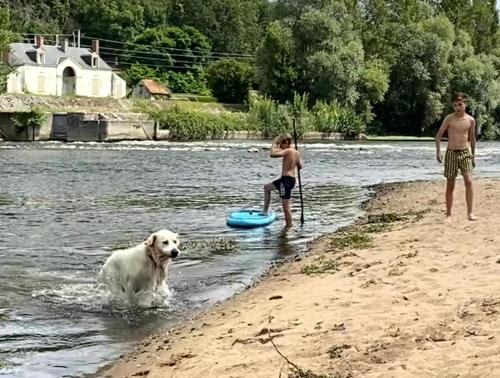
top-left (145, 233), bottom-right (157, 247)
top-left (148, 247), bottom-right (162, 266)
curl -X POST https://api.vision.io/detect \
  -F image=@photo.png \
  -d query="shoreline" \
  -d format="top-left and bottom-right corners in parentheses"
top-left (0, 132), bottom-right (434, 143)
top-left (99, 178), bottom-right (500, 378)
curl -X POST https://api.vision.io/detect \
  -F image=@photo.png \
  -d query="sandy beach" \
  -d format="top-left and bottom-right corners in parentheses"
top-left (100, 178), bottom-right (500, 378)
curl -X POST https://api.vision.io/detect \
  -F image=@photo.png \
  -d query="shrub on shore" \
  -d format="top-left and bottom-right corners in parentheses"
top-left (10, 107), bottom-right (47, 129)
top-left (151, 105), bottom-right (249, 140)
top-left (150, 93), bottom-right (366, 140)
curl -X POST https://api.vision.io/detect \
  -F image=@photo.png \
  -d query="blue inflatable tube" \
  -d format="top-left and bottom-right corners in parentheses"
top-left (226, 209), bottom-right (276, 228)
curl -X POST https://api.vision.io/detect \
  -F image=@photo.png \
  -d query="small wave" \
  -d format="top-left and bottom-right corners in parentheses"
top-left (32, 283), bottom-right (175, 313)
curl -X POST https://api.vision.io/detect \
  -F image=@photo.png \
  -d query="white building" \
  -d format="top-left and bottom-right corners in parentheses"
top-left (4, 36), bottom-right (126, 98)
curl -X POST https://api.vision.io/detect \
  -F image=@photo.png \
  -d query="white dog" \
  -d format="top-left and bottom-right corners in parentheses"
top-left (99, 229), bottom-right (180, 307)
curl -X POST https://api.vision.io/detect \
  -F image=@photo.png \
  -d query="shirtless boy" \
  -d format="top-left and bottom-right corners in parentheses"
top-left (263, 133), bottom-right (303, 228)
top-left (435, 92), bottom-right (477, 221)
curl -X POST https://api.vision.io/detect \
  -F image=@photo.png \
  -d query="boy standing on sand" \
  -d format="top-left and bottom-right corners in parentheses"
top-left (435, 92), bottom-right (477, 221)
top-left (262, 134), bottom-right (303, 228)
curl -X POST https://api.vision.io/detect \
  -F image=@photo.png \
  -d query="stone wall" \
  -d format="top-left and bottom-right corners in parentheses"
top-left (0, 112), bottom-right (52, 141)
top-left (0, 111), bottom-right (155, 142)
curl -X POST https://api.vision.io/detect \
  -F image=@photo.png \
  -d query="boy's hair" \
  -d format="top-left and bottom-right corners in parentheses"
top-left (277, 133), bottom-right (292, 145)
top-left (452, 92), bottom-right (467, 103)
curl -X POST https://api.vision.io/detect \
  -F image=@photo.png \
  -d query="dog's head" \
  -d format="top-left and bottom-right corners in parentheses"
top-left (145, 229), bottom-right (180, 266)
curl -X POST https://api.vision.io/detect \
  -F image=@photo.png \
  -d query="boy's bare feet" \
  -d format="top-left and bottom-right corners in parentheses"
top-left (445, 215), bottom-right (452, 223)
top-left (468, 214), bottom-right (478, 221)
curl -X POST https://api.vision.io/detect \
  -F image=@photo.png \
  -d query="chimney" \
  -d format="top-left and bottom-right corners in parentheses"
top-left (91, 40), bottom-right (100, 55)
top-left (35, 36), bottom-right (44, 50)
top-left (62, 39), bottom-right (69, 52)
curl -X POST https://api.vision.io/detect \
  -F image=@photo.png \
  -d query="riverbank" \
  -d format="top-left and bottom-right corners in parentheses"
top-left (100, 178), bottom-right (500, 377)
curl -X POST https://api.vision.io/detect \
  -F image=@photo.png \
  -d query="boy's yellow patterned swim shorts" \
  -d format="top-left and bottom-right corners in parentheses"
top-left (444, 149), bottom-right (473, 179)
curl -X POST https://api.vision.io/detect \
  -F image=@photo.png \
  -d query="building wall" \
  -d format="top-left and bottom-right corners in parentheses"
top-left (6, 67), bottom-right (24, 94)
top-left (131, 84), bottom-right (151, 99)
top-left (6, 60), bottom-right (127, 98)
top-left (111, 73), bottom-right (127, 99)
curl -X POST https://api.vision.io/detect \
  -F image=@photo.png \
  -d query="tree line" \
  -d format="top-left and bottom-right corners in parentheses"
top-left (0, 0), bottom-right (499, 137)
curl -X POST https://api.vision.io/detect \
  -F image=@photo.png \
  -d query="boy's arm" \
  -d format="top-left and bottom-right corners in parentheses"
top-left (297, 151), bottom-right (303, 170)
top-left (469, 118), bottom-right (476, 166)
top-left (270, 138), bottom-right (286, 157)
top-left (435, 116), bottom-right (449, 163)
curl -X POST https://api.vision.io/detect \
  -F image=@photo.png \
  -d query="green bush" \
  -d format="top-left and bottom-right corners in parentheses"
top-left (479, 113), bottom-right (500, 140)
top-left (206, 59), bottom-right (255, 104)
top-left (311, 101), bottom-right (365, 136)
top-left (247, 94), bottom-right (309, 138)
top-left (149, 94), bottom-right (365, 140)
top-left (0, 63), bottom-right (11, 94)
top-left (151, 106), bottom-right (250, 140)
top-left (167, 69), bottom-right (211, 96)
top-left (311, 101), bottom-right (342, 133)
top-left (338, 108), bottom-right (365, 137)
top-left (10, 107), bottom-right (46, 129)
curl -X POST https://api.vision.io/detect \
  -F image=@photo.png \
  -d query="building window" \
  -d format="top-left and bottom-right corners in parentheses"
top-left (92, 76), bottom-right (100, 96)
top-left (92, 57), bottom-right (98, 68)
top-left (37, 52), bottom-right (45, 64)
top-left (37, 74), bottom-right (45, 93)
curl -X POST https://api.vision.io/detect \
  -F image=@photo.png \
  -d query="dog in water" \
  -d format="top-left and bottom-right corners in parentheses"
top-left (99, 229), bottom-right (180, 307)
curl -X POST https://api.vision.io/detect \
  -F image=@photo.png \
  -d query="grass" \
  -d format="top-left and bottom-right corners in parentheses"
top-left (405, 208), bottom-right (431, 221)
top-left (302, 258), bottom-right (339, 275)
top-left (327, 344), bottom-right (352, 359)
top-left (287, 372), bottom-right (332, 378)
top-left (361, 223), bottom-right (390, 233)
top-left (330, 233), bottom-right (373, 250)
top-left (368, 213), bottom-right (407, 224)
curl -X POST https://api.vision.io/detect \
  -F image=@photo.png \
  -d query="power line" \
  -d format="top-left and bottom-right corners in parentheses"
top-left (80, 44), bottom-right (253, 62)
top-left (79, 35), bottom-right (255, 58)
top-left (95, 50), bottom-right (212, 66)
top-left (16, 33), bottom-right (73, 37)
top-left (16, 32), bottom-right (255, 59)
top-left (101, 59), bottom-right (204, 71)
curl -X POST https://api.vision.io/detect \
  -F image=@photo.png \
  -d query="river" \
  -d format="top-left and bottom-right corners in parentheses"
top-left (1, 140), bottom-right (500, 377)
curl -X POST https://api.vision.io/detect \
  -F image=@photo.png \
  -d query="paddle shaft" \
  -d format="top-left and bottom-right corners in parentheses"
top-left (292, 118), bottom-right (304, 225)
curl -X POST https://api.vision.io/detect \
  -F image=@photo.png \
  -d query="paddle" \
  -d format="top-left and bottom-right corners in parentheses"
top-left (292, 118), bottom-right (305, 226)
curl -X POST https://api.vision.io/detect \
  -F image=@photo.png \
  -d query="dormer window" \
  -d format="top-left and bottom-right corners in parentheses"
top-left (37, 52), bottom-right (45, 64)
top-left (92, 56), bottom-right (98, 68)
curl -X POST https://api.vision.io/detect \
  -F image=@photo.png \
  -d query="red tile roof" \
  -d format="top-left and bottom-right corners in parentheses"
top-left (141, 79), bottom-right (171, 96)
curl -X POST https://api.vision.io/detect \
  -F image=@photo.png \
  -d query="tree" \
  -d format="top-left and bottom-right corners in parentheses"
top-left (293, 5), bottom-right (364, 106)
top-left (168, 0), bottom-right (270, 53)
top-left (126, 26), bottom-right (211, 69)
top-left (75, 0), bottom-right (145, 41)
top-left (206, 58), bottom-right (255, 103)
top-left (0, 7), bottom-right (15, 93)
top-left (2, 0), bottom-right (64, 33)
top-left (439, 0), bottom-right (499, 54)
top-left (452, 54), bottom-right (500, 138)
top-left (123, 26), bottom-right (212, 94)
top-left (372, 16), bottom-right (456, 134)
top-left (256, 21), bottom-right (297, 103)
top-left (124, 64), bottom-right (162, 88)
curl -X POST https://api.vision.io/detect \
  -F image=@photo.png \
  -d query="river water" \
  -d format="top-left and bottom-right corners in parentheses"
top-left (1, 140), bottom-right (500, 377)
